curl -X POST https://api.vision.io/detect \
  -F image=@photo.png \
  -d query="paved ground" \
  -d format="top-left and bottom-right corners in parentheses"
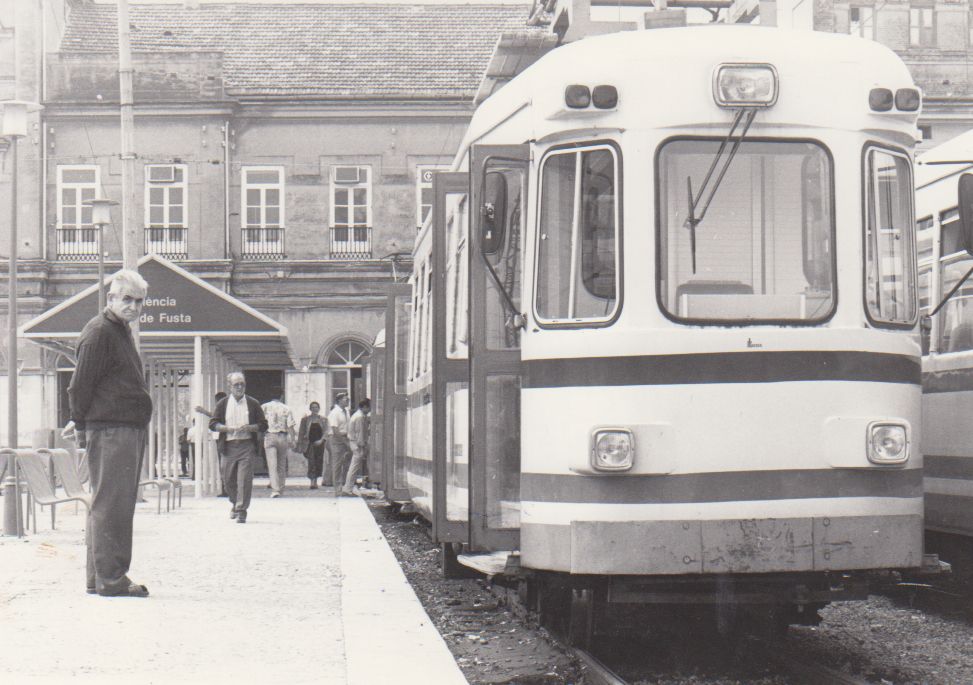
top-left (0, 478), bottom-right (467, 684)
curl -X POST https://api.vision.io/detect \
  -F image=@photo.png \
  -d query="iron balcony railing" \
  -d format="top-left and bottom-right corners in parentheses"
top-left (330, 226), bottom-right (372, 259)
top-left (145, 227), bottom-right (188, 259)
top-left (55, 227), bottom-right (100, 261)
top-left (242, 226), bottom-right (285, 260)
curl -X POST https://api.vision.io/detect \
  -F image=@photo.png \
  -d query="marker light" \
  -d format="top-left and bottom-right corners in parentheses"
top-left (592, 85), bottom-right (618, 109)
top-left (591, 429), bottom-right (634, 472)
top-left (565, 85), bottom-right (591, 109)
top-left (895, 88), bottom-right (921, 112)
top-left (713, 64), bottom-right (778, 108)
top-left (869, 88), bottom-right (894, 112)
top-left (867, 422), bottom-right (909, 465)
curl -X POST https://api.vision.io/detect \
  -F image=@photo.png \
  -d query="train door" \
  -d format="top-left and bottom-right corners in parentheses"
top-left (469, 145), bottom-right (528, 552)
top-left (383, 283), bottom-right (412, 502)
top-left (432, 172), bottom-right (471, 543)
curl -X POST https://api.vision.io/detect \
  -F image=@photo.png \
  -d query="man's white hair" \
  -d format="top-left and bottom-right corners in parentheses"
top-left (108, 269), bottom-right (148, 296)
top-left (227, 371), bottom-right (245, 383)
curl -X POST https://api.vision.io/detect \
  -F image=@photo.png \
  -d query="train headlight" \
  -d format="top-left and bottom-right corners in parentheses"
top-left (591, 429), bottom-right (634, 472)
top-left (867, 423), bottom-right (909, 465)
top-left (713, 64), bottom-right (778, 108)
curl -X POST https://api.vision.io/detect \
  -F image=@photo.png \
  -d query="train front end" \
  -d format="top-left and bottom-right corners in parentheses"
top-left (517, 28), bottom-right (927, 608)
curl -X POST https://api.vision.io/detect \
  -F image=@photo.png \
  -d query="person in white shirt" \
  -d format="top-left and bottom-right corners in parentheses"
top-left (342, 399), bottom-right (371, 496)
top-left (261, 394), bottom-right (296, 497)
top-left (208, 372), bottom-right (267, 523)
top-left (327, 393), bottom-right (352, 496)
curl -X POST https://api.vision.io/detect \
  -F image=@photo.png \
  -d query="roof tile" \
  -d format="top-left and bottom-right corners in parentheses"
top-left (60, 3), bottom-right (532, 98)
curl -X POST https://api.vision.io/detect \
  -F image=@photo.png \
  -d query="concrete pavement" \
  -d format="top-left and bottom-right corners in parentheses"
top-left (0, 478), bottom-right (468, 684)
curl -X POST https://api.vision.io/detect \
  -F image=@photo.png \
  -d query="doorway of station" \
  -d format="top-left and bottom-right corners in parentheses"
top-left (326, 340), bottom-right (370, 408)
top-left (244, 369), bottom-right (285, 404)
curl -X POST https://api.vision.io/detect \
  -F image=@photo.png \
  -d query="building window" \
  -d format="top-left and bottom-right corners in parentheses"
top-left (144, 164), bottom-right (187, 258)
top-left (910, 7), bottom-right (935, 47)
top-left (849, 6), bottom-right (874, 41)
top-left (919, 124), bottom-right (933, 141)
top-left (416, 165), bottom-right (449, 231)
top-left (241, 166), bottom-right (284, 259)
top-left (56, 165), bottom-right (100, 260)
top-left (330, 165), bottom-right (371, 258)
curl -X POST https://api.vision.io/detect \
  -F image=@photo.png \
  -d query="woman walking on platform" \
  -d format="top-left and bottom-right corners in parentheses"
top-left (298, 402), bottom-right (329, 488)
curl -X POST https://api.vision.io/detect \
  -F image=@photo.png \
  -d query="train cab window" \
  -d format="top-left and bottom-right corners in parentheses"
top-left (658, 140), bottom-right (835, 323)
top-left (864, 147), bottom-right (917, 326)
top-left (535, 144), bottom-right (620, 324)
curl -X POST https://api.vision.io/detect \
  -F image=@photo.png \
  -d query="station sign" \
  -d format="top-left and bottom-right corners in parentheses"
top-left (22, 255), bottom-right (280, 336)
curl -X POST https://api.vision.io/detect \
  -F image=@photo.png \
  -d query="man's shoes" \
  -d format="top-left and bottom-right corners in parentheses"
top-left (237, 513), bottom-right (247, 524)
top-left (309, 482), bottom-right (318, 490)
top-left (340, 489), bottom-right (356, 497)
top-left (85, 586), bottom-right (97, 595)
top-left (270, 492), bottom-right (281, 498)
top-left (99, 583), bottom-right (149, 598)
top-left (230, 509), bottom-right (238, 519)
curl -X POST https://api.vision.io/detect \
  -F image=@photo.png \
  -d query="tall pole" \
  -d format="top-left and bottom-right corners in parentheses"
top-left (117, 0), bottom-right (138, 272)
top-left (97, 222), bottom-right (106, 311)
top-left (7, 136), bottom-right (18, 450)
top-left (3, 136), bottom-right (22, 537)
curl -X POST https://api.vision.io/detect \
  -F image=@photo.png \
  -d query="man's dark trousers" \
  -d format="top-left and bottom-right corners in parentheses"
top-left (222, 440), bottom-right (255, 515)
top-left (86, 425), bottom-right (146, 594)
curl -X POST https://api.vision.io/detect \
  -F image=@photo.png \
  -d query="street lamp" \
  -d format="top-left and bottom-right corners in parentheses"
top-left (83, 197), bottom-right (118, 311)
top-left (3, 98), bottom-right (42, 537)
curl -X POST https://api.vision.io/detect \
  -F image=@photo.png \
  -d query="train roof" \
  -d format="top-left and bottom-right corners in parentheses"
top-left (916, 128), bottom-right (973, 190)
top-left (454, 25), bottom-right (918, 164)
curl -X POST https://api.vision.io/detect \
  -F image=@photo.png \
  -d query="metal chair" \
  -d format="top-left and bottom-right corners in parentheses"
top-left (14, 449), bottom-right (91, 533)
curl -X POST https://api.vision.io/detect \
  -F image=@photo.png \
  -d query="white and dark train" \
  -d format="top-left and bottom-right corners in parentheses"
top-left (373, 25), bottom-right (936, 638)
top-left (916, 131), bottom-right (973, 573)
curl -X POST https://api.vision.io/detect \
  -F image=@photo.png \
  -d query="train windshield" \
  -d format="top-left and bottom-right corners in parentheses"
top-left (658, 140), bottom-right (835, 323)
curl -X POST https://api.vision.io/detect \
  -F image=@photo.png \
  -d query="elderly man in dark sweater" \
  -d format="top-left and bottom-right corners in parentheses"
top-left (63, 269), bottom-right (153, 598)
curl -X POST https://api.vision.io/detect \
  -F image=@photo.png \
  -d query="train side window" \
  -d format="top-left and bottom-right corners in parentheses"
top-left (864, 147), bottom-right (917, 327)
top-left (535, 144), bottom-right (620, 324)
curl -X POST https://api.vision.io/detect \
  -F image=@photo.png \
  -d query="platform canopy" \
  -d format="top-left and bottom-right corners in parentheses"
top-left (20, 254), bottom-right (296, 370)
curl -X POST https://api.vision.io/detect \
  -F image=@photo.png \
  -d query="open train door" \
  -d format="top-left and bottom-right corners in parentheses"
top-left (382, 281), bottom-right (413, 503)
top-left (431, 171), bottom-right (471, 549)
top-left (468, 144), bottom-right (528, 554)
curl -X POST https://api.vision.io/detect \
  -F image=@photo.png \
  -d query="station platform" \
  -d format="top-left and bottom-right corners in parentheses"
top-left (0, 479), bottom-right (468, 684)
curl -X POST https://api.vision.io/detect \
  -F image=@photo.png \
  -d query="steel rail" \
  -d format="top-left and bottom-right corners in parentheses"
top-left (573, 648), bottom-right (630, 685)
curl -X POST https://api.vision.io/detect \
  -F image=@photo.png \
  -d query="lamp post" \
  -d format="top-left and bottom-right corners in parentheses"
top-left (83, 198), bottom-right (118, 312)
top-left (3, 99), bottom-right (42, 537)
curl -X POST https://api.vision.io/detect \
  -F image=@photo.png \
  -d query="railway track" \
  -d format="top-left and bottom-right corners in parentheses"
top-left (751, 637), bottom-right (874, 685)
top-left (573, 636), bottom-right (876, 685)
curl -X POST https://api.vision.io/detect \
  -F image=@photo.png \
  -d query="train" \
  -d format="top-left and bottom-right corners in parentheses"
top-left (916, 130), bottom-right (973, 576)
top-left (371, 25), bottom-right (939, 641)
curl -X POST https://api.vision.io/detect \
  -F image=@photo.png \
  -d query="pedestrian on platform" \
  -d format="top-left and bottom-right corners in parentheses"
top-left (327, 393), bottom-right (352, 496)
top-left (195, 391), bottom-right (228, 495)
top-left (297, 401), bottom-right (329, 489)
top-left (342, 399), bottom-right (371, 496)
top-left (262, 393), bottom-right (296, 497)
top-left (208, 372), bottom-right (267, 523)
top-left (62, 269), bottom-right (153, 598)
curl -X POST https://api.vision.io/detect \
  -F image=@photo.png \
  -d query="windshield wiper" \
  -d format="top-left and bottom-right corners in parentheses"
top-left (684, 108), bottom-right (757, 273)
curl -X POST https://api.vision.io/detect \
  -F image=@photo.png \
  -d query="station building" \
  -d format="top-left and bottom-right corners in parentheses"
top-left (0, 0), bottom-right (530, 447)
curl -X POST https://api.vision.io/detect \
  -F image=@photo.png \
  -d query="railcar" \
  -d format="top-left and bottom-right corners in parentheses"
top-left (382, 25), bottom-right (934, 638)
top-left (916, 132), bottom-right (973, 571)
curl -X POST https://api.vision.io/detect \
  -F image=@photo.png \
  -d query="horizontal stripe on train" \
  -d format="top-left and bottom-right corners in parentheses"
top-left (524, 351), bottom-right (919, 388)
top-left (926, 493), bottom-right (973, 536)
top-left (924, 455), bottom-right (973, 480)
top-left (520, 468), bottom-right (922, 504)
top-left (403, 454), bottom-right (469, 488)
top-left (923, 368), bottom-right (973, 394)
top-left (521, 497), bottom-right (921, 524)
